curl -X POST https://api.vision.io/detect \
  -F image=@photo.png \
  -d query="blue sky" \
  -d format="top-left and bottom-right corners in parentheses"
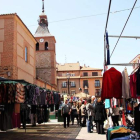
top-left (0, 0), bottom-right (140, 74)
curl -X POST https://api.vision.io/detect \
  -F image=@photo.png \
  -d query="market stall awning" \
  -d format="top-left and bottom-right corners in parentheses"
top-left (75, 92), bottom-right (87, 99)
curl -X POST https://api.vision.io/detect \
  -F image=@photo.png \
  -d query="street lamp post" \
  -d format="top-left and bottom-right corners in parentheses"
top-left (66, 73), bottom-right (70, 95)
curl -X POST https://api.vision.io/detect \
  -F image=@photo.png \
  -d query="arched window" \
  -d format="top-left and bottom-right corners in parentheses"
top-left (45, 42), bottom-right (48, 50)
top-left (36, 43), bottom-right (39, 51)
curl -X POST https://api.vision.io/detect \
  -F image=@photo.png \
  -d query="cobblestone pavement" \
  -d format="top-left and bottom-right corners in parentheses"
top-left (0, 124), bottom-right (82, 140)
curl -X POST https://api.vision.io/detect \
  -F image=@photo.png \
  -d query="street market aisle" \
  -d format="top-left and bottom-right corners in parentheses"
top-left (76, 127), bottom-right (106, 140)
top-left (0, 124), bottom-right (81, 140)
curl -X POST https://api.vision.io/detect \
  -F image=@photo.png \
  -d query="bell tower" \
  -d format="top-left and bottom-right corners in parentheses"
top-left (34, 0), bottom-right (56, 87)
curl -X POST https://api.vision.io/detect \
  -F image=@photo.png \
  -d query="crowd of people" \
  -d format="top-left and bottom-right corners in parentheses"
top-left (61, 96), bottom-right (107, 134)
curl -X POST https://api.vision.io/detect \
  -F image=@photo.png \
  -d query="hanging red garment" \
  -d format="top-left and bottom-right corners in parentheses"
top-left (122, 111), bottom-right (126, 126)
top-left (101, 67), bottom-right (122, 100)
top-left (130, 73), bottom-right (140, 99)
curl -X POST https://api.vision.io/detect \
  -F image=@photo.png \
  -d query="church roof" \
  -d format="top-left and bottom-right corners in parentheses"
top-left (34, 23), bottom-right (53, 37)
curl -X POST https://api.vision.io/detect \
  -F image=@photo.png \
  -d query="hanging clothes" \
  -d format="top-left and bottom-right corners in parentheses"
top-left (130, 73), bottom-right (138, 98)
top-left (122, 68), bottom-right (130, 99)
top-left (136, 68), bottom-right (140, 96)
top-left (15, 83), bottom-right (25, 103)
top-left (122, 111), bottom-right (126, 126)
top-left (134, 104), bottom-right (140, 132)
top-left (101, 67), bottom-right (122, 100)
top-left (105, 99), bottom-right (110, 109)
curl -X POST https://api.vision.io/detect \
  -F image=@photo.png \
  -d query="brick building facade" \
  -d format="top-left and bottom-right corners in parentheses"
top-left (35, 10), bottom-right (57, 88)
top-left (0, 14), bottom-right (36, 84)
top-left (57, 63), bottom-right (103, 96)
top-left (0, 1), bottom-right (57, 90)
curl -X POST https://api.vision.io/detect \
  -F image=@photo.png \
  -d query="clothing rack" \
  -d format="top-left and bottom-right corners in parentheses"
top-left (131, 65), bottom-right (140, 75)
top-left (107, 63), bottom-right (140, 66)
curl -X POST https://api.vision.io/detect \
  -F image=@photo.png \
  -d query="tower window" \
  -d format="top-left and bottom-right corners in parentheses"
top-left (45, 42), bottom-right (48, 50)
top-left (36, 43), bottom-right (39, 51)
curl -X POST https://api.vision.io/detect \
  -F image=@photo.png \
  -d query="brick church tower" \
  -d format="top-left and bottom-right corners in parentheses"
top-left (34, 0), bottom-right (56, 87)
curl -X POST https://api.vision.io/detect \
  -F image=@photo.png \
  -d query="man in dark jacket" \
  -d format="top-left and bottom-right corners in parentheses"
top-left (61, 100), bottom-right (71, 128)
top-left (95, 98), bottom-right (107, 134)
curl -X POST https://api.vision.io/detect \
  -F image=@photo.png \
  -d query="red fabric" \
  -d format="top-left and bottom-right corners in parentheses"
top-left (101, 67), bottom-right (122, 100)
top-left (12, 113), bottom-right (21, 128)
top-left (127, 103), bottom-right (133, 111)
top-left (122, 111), bottom-right (126, 126)
top-left (130, 73), bottom-right (140, 98)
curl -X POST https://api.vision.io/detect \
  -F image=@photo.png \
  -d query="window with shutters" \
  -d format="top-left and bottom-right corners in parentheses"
top-left (71, 81), bottom-right (76, 87)
top-left (92, 72), bottom-right (98, 76)
top-left (83, 72), bottom-right (88, 76)
top-left (71, 73), bottom-right (75, 76)
top-left (95, 80), bottom-right (100, 87)
top-left (83, 80), bottom-right (89, 88)
top-left (62, 81), bottom-right (67, 88)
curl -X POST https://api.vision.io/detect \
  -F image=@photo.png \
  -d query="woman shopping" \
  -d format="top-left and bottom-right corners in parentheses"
top-left (71, 101), bottom-right (79, 125)
top-left (95, 98), bottom-right (107, 134)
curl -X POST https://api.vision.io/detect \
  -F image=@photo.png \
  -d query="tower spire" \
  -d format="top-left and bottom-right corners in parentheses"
top-left (42, 0), bottom-right (44, 13)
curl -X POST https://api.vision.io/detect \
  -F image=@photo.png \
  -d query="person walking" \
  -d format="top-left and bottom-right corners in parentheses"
top-left (80, 100), bottom-right (86, 127)
top-left (61, 100), bottom-right (71, 128)
top-left (77, 101), bottom-right (82, 126)
top-left (95, 98), bottom-right (107, 134)
top-left (86, 98), bottom-right (94, 133)
top-left (91, 96), bottom-right (96, 130)
top-left (71, 101), bottom-right (78, 125)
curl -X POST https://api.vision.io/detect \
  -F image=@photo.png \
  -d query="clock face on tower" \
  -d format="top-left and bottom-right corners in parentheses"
top-left (40, 38), bottom-right (44, 42)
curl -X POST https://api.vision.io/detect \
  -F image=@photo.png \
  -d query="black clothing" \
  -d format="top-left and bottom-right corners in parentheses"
top-left (95, 102), bottom-right (106, 134)
top-left (55, 104), bottom-right (59, 110)
top-left (95, 102), bottom-right (107, 121)
top-left (79, 108), bottom-right (82, 126)
top-left (81, 115), bottom-right (86, 127)
top-left (111, 115), bottom-right (119, 126)
top-left (71, 115), bottom-right (78, 125)
top-left (134, 104), bottom-right (140, 132)
top-left (63, 113), bottom-right (70, 128)
top-left (31, 105), bottom-right (37, 114)
top-left (49, 104), bottom-right (54, 112)
top-left (136, 68), bottom-right (140, 96)
top-left (96, 121), bottom-right (104, 134)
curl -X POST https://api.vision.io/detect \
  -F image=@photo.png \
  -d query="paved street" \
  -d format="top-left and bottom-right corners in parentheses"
top-left (76, 127), bottom-right (106, 140)
top-left (0, 121), bottom-right (106, 140)
top-left (0, 124), bottom-right (81, 140)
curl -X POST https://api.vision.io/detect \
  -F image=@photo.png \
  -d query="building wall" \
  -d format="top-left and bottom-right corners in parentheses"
top-left (57, 69), bottom-right (103, 96)
top-left (35, 36), bottom-right (56, 87)
top-left (0, 16), bottom-right (15, 79)
top-left (57, 71), bottom-right (80, 77)
top-left (80, 70), bottom-right (102, 96)
top-left (80, 77), bottom-right (102, 96)
top-left (80, 70), bottom-right (102, 77)
top-left (0, 15), bottom-right (36, 84)
top-left (57, 78), bottom-right (80, 94)
top-left (16, 17), bottom-right (36, 84)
